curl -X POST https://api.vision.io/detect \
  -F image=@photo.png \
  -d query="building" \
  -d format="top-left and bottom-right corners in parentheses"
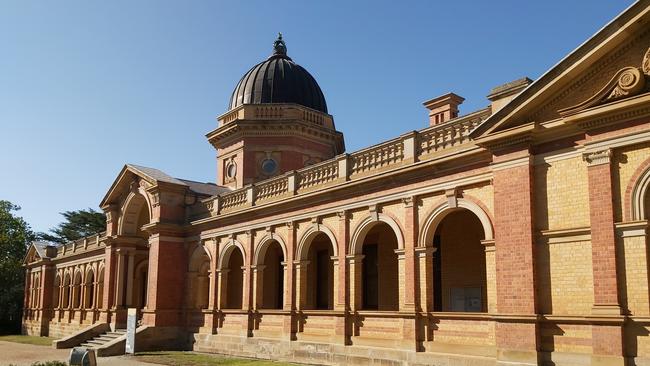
top-left (21, 2), bottom-right (650, 365)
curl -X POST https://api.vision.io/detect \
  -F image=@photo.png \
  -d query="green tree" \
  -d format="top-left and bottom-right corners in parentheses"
top-left (0, 200), bottom-right (34, 333)
top-left (37, 208), bottom-right (106, 244)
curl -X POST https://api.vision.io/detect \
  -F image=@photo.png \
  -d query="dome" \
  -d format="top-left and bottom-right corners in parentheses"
top-left (228, 34), bottom-right (328, 113)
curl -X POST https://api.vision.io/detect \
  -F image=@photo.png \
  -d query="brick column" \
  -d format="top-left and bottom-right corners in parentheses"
top-left (283, 222), bottom-right (296, 340)
top-left (336, 211), bottom-right (350, 344)
top-left (101, 245), bottom-right (117, 323)
top-left (207, 239), bottom-right (219, 333)
top-left (584, 149), bottom-right (625, 365)
top-left (402, 197), bottom-right (418, 310)
top-left (143, 232), bottom-right (186, 327)
top-left (492, 148), bottom-right (539, 366)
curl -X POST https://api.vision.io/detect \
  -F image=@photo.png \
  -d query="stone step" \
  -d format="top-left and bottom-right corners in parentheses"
top-left (95, 335), bottom-right (119, 342)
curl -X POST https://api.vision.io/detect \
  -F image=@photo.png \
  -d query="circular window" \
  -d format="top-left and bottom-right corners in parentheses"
top-left (226, 162), bottom-right (237, 179)
top-left (261, 158), bottom-right (278, 175)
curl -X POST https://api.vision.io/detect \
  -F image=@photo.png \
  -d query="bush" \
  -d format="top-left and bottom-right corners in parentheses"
top-left (31, 362), bottom-right (68, 366)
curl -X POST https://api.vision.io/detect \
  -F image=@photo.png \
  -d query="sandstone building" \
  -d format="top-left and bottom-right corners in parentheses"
top-left (21, 2), bottom-right (650, 365)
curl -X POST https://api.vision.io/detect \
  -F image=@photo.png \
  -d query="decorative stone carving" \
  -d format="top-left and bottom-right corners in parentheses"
top-left (559, 48), bottom-right (650, 116)
top-left (582, 149), bottom-right (612, 166)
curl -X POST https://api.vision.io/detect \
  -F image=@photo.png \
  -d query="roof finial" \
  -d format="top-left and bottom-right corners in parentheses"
top-left (272, 32), bottom-right (287, 57)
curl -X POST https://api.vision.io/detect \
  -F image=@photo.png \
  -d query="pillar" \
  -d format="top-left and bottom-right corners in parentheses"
top-left (348, 255), bottom-right (364, 311)
top-left (492, 147), bottom-right (539, 366)
top-left (295, 261), bottom-right (309, 310)
top-left (114, 249), bottom-right (126, 308)
top-left (584, 149), bottom-right (625, 365)
top-left (101, 245), bottom-right (117, 322)
top-left (125, 251), bottom-right (135, 306)
top-left (252, 265), bottom-right (265, 309)
top-left (143, 232), bottom-right (187, 327)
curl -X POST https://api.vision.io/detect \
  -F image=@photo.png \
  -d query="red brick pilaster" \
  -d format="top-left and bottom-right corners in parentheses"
top-left (492, 147), bottom-right (539, 365)
top-left (143, 232), bottom-right (186, 327)
top-left (336, 211), bottom-right (350, 345)
top-left (284, 222), bottom-right (296, 339)
top-left (584, 149), bottom-right (625, 364)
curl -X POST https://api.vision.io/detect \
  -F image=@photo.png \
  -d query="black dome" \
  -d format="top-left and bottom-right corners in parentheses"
top-left (229, 34), bottom-right (328, 113)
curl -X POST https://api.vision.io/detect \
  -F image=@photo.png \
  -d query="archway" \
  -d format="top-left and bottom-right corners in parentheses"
top-left (220, 244), bottom-right (245, 309)
top-left (132, 261), bottom-right (148, 309)
top-left (97, 267), bottom-right (104, 310)
top-left (432, 209), bottom-right (487, 312)
top-left (62, 273), bottom-right (71, 309)
top-left (84, 269), bottom-right (95, 309)
top-left (354, 221), bottom-right (400, 311)
top-left (53, 274), bottom-right (61, 309)
top-left (305, 233), bottom-right (335, 310)
top-left (189, 246), bottom-right (211, 309)
top-left (72, 271), bottom-right (82, 309)
top-left (256, 240), bottom-right (285, 309)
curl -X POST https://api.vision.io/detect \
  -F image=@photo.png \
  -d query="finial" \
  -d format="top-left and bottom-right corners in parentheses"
top-left (272, 32), bottom-right (287, 57)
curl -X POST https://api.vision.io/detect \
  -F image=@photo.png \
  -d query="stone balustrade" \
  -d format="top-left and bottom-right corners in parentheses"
top-left (56, 233), bottom-right (105, 257)
top-left (205, 109), bottom-right (489, 216)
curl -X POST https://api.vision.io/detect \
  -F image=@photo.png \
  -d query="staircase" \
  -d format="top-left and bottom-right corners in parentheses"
top-left (79, 328), bottom-right (126, 349)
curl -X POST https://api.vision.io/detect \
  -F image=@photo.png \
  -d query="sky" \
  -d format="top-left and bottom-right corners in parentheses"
top-left (0, 0), bottom-right (634, 233)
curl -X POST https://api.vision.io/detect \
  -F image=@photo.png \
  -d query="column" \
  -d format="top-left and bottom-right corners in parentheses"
top-left (252, 265), bottom-right (265, 309)
top-left (208, 239), bottom-right (219, 310)
top-left (415, 247), bottom-right (435, 313)
top-left (294, 261), bottom-right (309, 310)
top-left (492, 148), bottom-right (539, 366)
top-left (336, 211), bottom-right (349, 311)
top-left (584, 149), bottom-right (625, 365)
top-left (402, 197), bottom-right (418, 311)
top-left (101, 245), bottom-right (117, 322)
top-left (125, 251), bottom-right (135, 306)
top-left (347, 255), bottom-right (364, 311)
top-left (143, 232), bottom-right (186, 327)
top-left (217, 269), bottom-right (229, 309)
top-left (114, 249), bottom-right (126, 307)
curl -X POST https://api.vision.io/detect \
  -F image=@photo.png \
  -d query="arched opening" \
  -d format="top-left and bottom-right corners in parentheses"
top-left (189, 247), bottom-right (211, 310)
top-left (224, 247), bottom-right (244, 309)
top-left (62, 273), bottom-right (71, 308)
top-left (97, 268), bottom-right (104, 310)
top-left (53, 275), bottom-right (61, 309)
top-left (260, 240), bottom-right (285, 309)
top-left (117, 191), bottom-right (151, 312)
top-left (361, 222), bottom-right (399, 311)
top-left (84, 269), bottom-right (95, 309)
top-left (32, 273), bottom-right (40, 308)
top-left (72, 271), bottom-right (82, 309)
top-left (133, 261), bottom-right (148, 309)
top-left (305, 233), bottom-right (334, 310)
top-left (432, 209), bottom-right (487, 312)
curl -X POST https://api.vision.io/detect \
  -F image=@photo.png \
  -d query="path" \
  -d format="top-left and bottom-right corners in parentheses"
top-left (0, 341), bottom-right (152, 366)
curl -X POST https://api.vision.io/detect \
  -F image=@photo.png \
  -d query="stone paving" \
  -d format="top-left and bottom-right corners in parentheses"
top-left (0, 341), bottom-right (151, 366)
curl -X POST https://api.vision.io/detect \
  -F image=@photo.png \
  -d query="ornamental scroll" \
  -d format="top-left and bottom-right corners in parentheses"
top-left (559, 47), bottom-right (650, 116)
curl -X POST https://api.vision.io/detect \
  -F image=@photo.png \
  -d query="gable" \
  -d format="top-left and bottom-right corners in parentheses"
top-left (472, 1), bottom-right (650, 139)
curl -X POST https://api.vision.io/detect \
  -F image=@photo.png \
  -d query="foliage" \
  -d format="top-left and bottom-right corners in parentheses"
top-left (0, 200), bottom-right (34, 333)
top-left (29, 362), bottom-right (68, 366)
top-left (37, 208), bottom-right (105, 244)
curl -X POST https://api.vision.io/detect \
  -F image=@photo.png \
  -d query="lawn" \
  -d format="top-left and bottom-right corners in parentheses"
top-left (0, 334), bottom-right (55, 346)
top-left (135, 351), bottom-right (299, 366)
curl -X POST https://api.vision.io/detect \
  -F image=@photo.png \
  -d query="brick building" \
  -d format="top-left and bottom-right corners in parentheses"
top-left (21, 2), bottom-right (650, 365)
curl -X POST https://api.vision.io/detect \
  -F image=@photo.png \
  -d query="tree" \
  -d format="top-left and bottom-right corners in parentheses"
top-left (37, 208), bottom-right (106, 244)
top-left (0, 200), bottom-right (34, 333)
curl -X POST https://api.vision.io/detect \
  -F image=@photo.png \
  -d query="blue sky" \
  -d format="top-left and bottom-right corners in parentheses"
top-left (0, 0), bottom-right (633, 233)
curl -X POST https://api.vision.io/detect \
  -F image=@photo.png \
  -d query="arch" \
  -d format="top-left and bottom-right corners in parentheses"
top-left (254, 233), bottom-right (288, 265)
top-left (189, 244), bottom-right (212, 271)
top-left (117, 190), bottom-right (153, 236)
top-left (97, 266), bottom-right (105, 310)
top-left (84, 268), bottom-right (95, 309)
top-left (72, 269), bottom-right (83, 309)
top-left (296, 224), bottom-right (339, 261)
top-left (53, 274), bottom-right (61, 309)
top-left (630, 163), bottom-right (650, 221)
top-left (350, 213), bottom-right (405, 255)
top-left (218, 239), bottom-right (246, 270)
top-left (133, 259), bottom-right (148, 309)
top-left (419, 198), bottom-right (494, 248)
top-left (62, 272), bottom-right (72, 308)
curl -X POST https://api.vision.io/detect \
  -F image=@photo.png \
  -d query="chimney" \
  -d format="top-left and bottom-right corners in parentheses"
top-left (487, 77), bottom-right (532, 113)
top-left (423, 93), bottom-right (465, 126)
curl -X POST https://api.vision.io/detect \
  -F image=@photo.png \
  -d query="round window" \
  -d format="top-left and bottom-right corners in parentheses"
top-left (261, 158), bottom-right (278, 175)
top-left (226, 162), bottom-right (237, 179)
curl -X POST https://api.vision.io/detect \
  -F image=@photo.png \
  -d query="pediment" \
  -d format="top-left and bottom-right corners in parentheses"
top-left (472, 2), bottom-right (650, 140)
top-left (23, 245), bottom-right (42, 264)
top-left (99, 164), bottom-right (185, 208)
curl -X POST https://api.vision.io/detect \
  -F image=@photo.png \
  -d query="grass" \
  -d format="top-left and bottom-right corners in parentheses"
top-left (135, 351), bottom-right (299, 366)
top-left (0, 334), bottom-right (55, 346)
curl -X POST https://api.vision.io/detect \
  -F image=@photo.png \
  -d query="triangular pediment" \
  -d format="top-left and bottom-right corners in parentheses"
top-left (472, 1), bottom-right (650, 140)
top-left (23, 242), bottom-right (55, 265)
top-left (99, 164), bottom-right (187, 208)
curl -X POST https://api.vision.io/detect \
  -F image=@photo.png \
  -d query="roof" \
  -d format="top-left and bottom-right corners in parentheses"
top-left (471, 0), bottom-right (650, 138)
top-left (228, 34), bottom-right (328, 113)
top-left (100, 164), bottom-right (229, 207)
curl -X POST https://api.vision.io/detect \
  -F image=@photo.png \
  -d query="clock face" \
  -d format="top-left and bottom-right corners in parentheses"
top-left (261, 158), bottom-right (278, 175)
top-left (226, 162), bottom-right (237, 179)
